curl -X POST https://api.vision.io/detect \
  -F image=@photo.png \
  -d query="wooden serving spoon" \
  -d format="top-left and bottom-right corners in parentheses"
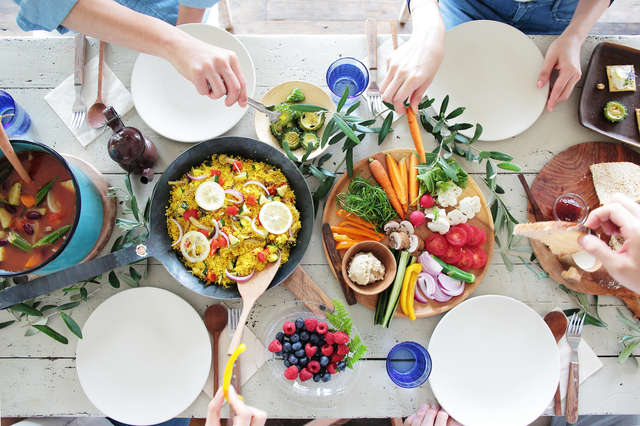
top-left (227, 255), bottom-right (281, 355)
top-left (87, 41), bottom-right (107, 128)
top-left (204, 303), bottom-right (228, 395)
top-left (0, 126), bottom-right (32, 184)
top-left (544, 310), bottom-right (568, 416)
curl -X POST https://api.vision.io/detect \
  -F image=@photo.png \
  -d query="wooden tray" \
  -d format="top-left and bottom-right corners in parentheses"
top-left (528, 142), bottom-right (640, 317)
top-left (321, 149), bottom-right (495, 318)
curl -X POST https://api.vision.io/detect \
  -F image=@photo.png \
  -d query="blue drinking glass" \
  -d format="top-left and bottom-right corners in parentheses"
top-left (326, 57), bottom-right (369, 107)
top-left (0, 90), bottom-right (31, 137)
top-left (386, 341), bottom-right (432, 388)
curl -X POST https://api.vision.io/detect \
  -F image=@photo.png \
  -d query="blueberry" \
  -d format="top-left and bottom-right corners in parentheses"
top-left (284, 359), bottom-right (291, 368)
top-left (296, 364), bottom-right (303, 372)
top-left (290, 333), bottom-right (300, 343)
top-left (291, 342), bottom-right (302, 351)
top-left (295, 349), bottom-right (305, 358)
top-left (295, 318), bottom-right (305, 329)
top-left (275, 351), bottom-right (282, 357)
top-left (321, 372), bottom-right (332, 382)
top-left (299, 331), bottom-right (310, 342)
top-left (337, 361), bottom-right (347, 371)
top-left (282, 342), bottom-right (292, 352)
top-left (281, 351), bottom-right (289, 359)
top-left (309, 334), bottom-right (320, 345)
top-left (320, 356), bottom-right (329, 366)
top-left (318, 340), bottom-right (326, 347)
top-left (313, 373), bottom-right (322, 382)
top-left (288, 355), bottom-right (299, 365)
top-left (298, 356), bottom-right (308, 366)
top-left (275, 332), bottom-right (285, 342)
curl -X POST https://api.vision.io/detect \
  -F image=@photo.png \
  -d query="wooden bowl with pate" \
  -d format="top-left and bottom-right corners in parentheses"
top-left (341, 241), bottom-right (396, 296)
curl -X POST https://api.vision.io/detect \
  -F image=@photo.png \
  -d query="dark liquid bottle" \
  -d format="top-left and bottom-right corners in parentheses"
top-left (104, 106), bottom-right (157, 184)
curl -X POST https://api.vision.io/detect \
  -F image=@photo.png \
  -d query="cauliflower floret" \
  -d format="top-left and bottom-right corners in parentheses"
top-left (427, 217), bottom-right (451, 235)
top-left (458, 196), bottom-right (481, 219)
top-left (447, 209), bottom-right (468, 226)
top-left (425, 207), bottom-right (446, 221)
top-left (437, 185), bottom-right (462, 208)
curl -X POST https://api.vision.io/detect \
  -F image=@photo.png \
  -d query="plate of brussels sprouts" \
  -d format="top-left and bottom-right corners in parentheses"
top-left (255, 81), bottom-right (336, 161)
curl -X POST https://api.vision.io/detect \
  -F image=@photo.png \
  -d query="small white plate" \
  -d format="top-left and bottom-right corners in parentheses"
top-left (76, 287), bottom-right (211, 425)
top-left (427, 20), bottom-right (548, 141)
top-left (428, 295), bottom-right (559, 426)
top-left (131, 24), bottom-right (256, 142)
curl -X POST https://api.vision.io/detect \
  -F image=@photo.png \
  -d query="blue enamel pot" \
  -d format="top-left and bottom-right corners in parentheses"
top-left (0, 140), bottom-right (103, 277)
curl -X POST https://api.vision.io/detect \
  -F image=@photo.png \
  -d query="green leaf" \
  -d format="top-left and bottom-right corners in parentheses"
top-left (60, 312), bottom-right (82, 339)
top-left (576, 292), bottom-right (590, 312)
top-left (479, 151), bottom-right (491, 159)
top-left (316, 152), bottom-right (333, 169)
top-left (308, 165), bottom-right (326, 181)
top-left (489, 151), bottom-right (514, 162)
top-left (418, 97), bottom-right (435, 110)
top-left (0, 320), bottom-right (15, 329)
top-left (120, 274), bottom-right (139, 287)
top-left (445, 106), bottom-right (465, 120)
top-left (500, 252), bottom-right (513, 272)
top-left (321, 117), bottom-right (337, 148)
top-left (346, 149), bottom-right (354, 178)
top-left (312, 175), bottom-right (335, 217)
top-left (301, 139), bottom-right (314, 163)
top-left (470, 124), bottom-right (483, 143)
top-left (143, 197), bottom-right (151, 223)
top-left (333, 115), bottom-right (360, 145)
top-left (383, 100), bottom-right (396, 111)
top-left (508, 245), bottom-right (533, 253)
top-left (129, 266), bottom-right (142, 282)
top-left (497, 162), bottom-right (522, 172)
top-left (328, 132), bottom-right (346, 146)
top-left (616, 308), bottom-right (640, 334)
top-left (439, 95), bottom-right (450, 117)
top-left (378, 113), bottom-right (393, 145)
top-left (80, 287), bottom-right (88, 302)
top-left (346, 102), bottom-right (360, 115)
top-left (287, 104), bottom-right (328, 113)
top-left (281, 141), bottom-right (299, 163)
top-left (9, 303), bottom-right (43, 317)
top-left (337, 86), bottom-right (349, 112)
top-left (451, 122), bottom-right (474, 132)
top-left (25, 317), bottom-right (48, 336)
top-left (109, 270), bottom-right (121, 288)
top-left (32, 325), bottom-right (68, 344)
top-left (130, 193), bottom-right (140, 222)
top-left (432, 119), bottom-right (445, 134)
top-left (125, 173), bottom-right (133, 197)
top-left (618, 339), bottom-right (640, 364)
top-left (57, 301), bottom-right (81, 311)
top-left (39, 305), bottom-right (57, 312)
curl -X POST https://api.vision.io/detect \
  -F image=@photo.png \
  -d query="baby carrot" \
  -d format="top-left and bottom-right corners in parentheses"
top-left (385, 153), bottom-right (407, 207)
top-left (339, 220), bottom-right (384, 237)
top-left (336, 241), bottom-right (358, 250)
top-left (330, 226), bottom-right (382, 241)
top-left (407, 109), bottom-right (425, 163)
top-left (336, 209), bottom-right (377, 229)
top-left (398, 158), bottom-right (409, 213)
top-left (409, 152), bottom-right (419, 207)
top-left (368, 158), bottom-right (405, 220)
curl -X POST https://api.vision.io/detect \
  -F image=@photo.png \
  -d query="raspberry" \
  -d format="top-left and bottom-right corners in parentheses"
top-left (304, 318), bottom-right (318, 332)
top-left (316, 322), bottom-right (328, 334)
top-left (336, 343), bottom-right (350, 355)
top-left (284, 365), bottom-right (299, 380)
top-left (307, 360), bottom-right (321, 373)
top-left (268, 339), bottom-right (282, 353)
top-left (305, 343), bottom-right (317, 358)
top-left (320, 343), bottom-right (334, 356)
top-left (330, 352), bottom-right (344, 363)
top-left (327, 362), bottom-right (338, 374)
top-left (324, 332), bottom-right (335, 345)
top-left (299, 367), bottom-right (313, 382)
top-left (283, 321), bottom-right (296, 335)
top-left (333, 331), bottom-right (350, 344)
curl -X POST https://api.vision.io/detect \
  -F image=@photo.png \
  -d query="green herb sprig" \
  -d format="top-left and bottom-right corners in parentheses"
top-left (326, 299), bottom-right (367, 369)
top-left (336, 173), bottom-right (397, 232)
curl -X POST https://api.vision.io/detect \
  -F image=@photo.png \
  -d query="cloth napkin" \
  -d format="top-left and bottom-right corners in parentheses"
top-left (202, 325), bottom-right (267, 399)
top-left (44, 53), bottom-right (134, 147)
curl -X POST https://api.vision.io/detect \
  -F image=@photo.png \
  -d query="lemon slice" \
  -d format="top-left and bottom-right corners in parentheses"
top-left (195, 181), bottom-right (225, 211)
top-left (258, 201), bottom-right (293, 234)
top-left (614, 66), bottom-right (630, 80)
top-left (180, 231), bottom-right (210, 263)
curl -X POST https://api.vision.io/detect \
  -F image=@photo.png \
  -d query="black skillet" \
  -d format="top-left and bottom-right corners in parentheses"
top-left (0, 136), bottom-right (314, 309)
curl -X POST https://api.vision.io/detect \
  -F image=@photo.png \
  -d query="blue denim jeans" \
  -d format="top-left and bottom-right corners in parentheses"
top-left (439, 0), bottom-right (580, 34)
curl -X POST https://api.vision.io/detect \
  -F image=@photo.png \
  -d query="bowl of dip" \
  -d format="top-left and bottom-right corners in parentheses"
top-left (341, 241), bottom-right (396, 296)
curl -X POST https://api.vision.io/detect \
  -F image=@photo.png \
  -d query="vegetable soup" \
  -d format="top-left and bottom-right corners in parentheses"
top-left (0, 151), bottom-right (76, 272)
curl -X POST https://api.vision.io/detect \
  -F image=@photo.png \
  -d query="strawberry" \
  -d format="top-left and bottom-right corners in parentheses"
top-left (284, 365), bottom-right (299, 380)
top-left (333, 331), bottom-right (350, 344)
top-left (321, 343), bottom-right (334, 356)
top-left (305, 343), bottom-right (317, 358)
top-left (316, 322), bottom-right (328, 334)
top-left (267, 339), bottom-right (282, 353)
top-left (324, 331), bottom-right (335, 345)
top-left (282, 321), bottom-right (296, 335)
top-left (304, 318), bottom-right (318, 332)
top-left (299, 368), bottom-right (313, 382)
top-left (336, 343), bottom-right (350, 355)
top-left (307, 360), bottom-right (321, 373)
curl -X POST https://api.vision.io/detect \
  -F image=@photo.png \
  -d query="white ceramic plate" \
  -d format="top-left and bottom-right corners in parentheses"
top-left (428, 295), bottom-right (559, 426)
top-left (76, 287), bottom-right (211, 425)
top-left (131, 24), bottom-right (256, 142)
top-left (427, 21), bottom-right (548, 141)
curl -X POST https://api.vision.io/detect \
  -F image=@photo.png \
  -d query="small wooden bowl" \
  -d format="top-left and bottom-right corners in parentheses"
top-left (341, 241), bottom-right (397, 296)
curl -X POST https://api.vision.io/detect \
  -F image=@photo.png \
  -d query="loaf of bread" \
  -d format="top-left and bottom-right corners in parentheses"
top-left (590, 162), bottom-right (640, 205)
top-left (513, 221), bottom-right (589, 255)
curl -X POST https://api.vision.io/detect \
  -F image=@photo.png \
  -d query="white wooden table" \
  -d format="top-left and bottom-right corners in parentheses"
top-left (1, 34), bottom-right (640, 420)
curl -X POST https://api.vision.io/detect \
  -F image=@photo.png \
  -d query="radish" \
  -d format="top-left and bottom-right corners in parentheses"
top-left (409, 210), bottom-right (426, 227)
top-left (419, 194), bottom-right (434, 208)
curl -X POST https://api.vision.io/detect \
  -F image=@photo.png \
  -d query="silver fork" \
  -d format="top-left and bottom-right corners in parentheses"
top-left (247, 97), bottom-right (282, 123)
top-left (565, 313), bottom-right (585, 424)
top-left (227, 307), bottom-right (242, 425)
top-left (71, 33), bottom-right (87, 129)
top-left (365, 18), bottom-right (383, 116)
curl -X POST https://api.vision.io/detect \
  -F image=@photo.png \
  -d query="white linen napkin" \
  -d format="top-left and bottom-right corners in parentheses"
top-left (44, 54), bottom-right (134, 147)
top-left (202, 325), bottom-right (267, 399)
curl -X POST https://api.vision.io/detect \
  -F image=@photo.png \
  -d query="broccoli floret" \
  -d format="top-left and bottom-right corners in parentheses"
top-left (280, 127), bottom-right (302, 150)
top-left (286, 88), bottom-right (306, 103)
top-left (301, 131), bottom-right (320, 152)
top-left (298, 112), bottom-right (325, 132)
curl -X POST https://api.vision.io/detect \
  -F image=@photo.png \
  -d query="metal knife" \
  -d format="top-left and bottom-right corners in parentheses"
top-left (322, 222), bottom-right (357, 305)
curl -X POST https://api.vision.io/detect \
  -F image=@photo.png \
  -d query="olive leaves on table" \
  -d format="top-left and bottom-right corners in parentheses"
top-left (0, 174), bottom-right (148, 344)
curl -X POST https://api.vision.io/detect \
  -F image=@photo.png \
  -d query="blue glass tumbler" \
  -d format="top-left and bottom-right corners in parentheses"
top-left (386, 341), bottom-right (432, 388)
top-left (0, 90), bottom-right (31, 137)
top-left (326, 57), bottom-right (369, 107)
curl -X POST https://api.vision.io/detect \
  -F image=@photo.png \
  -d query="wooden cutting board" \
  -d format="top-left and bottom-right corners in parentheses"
top-left (528, 141), bottom-right (640, 317)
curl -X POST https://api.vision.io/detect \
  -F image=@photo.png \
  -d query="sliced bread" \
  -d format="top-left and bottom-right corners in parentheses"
top-left (513, 221), bottom-right (589, 255)
top-left (590, 162), bottom-right (640, 205)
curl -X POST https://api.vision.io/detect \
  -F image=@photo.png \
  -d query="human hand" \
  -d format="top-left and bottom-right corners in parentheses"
top-left (405, 404), bottom-right (462, 426)
top-left (536, 32), bottom-right (583, 113)
top-left (205, 385), bottom-right (267, 426)
top-left (579, 193), bottom-right (640, 293)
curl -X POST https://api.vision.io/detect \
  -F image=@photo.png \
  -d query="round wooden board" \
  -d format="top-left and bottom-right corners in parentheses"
top-left (528, 142), bottom-right (640, 317)
top-left (321, 149), bottom-right (495, 318)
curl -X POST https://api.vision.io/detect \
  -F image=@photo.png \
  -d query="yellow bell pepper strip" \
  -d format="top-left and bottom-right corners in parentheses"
top-left (400, 263), bottom-right (422, 316)
top-left (406, 270), bottom-right (419, 321)
top-left (224, 343), bottom-right (246, 402)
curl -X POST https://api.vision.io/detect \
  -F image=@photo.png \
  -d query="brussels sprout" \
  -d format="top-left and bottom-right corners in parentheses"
top-left (280, 127), bottom-right (302, 150)
top-left (299, 112), bottom-right (325, 132)
top-left (286, 88), bottom-right (306, 103)
top-left (301, 131), bottom-right (320, 151)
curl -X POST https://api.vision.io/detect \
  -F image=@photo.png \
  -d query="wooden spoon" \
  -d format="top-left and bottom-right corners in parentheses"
top-left (0, 126), bottom-right (32, 184)
top-left (204, 304), bottom-right (228, 395)
top-left (87, 41), bottom-right (107, 128)
top-left (227, 255), bottom-right (281, 355)
top-left (544, 311), bottom-right (568, 416)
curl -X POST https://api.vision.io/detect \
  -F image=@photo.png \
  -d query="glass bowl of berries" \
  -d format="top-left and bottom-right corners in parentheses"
top-left (254, 299), bottom-right (367, 409)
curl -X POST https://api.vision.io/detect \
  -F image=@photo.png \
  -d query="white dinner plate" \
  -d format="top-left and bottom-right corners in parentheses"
top-left (427, 20), bottom-right (548, 141)
top-left (428, 295), bottom-right (559, 426)
top-left (131, 23), bottom-right (256, 142)
top-left (76, 287), bottom-right (211, 425)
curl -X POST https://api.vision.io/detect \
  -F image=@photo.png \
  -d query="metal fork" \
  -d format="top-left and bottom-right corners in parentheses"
top-left (227, 307), bottom-right (242, 425)
top-left (71, 33), bottom-right (87, 129)
top-left (565, 313), bottom-right (585, 424)
top-left (247, 97), bottom-right (282, 123)
top-left (365, 18), bottom-right (383, 116)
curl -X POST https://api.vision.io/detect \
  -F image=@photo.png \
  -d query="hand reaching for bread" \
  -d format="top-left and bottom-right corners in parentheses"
top-left (579, 193), bottom-right (640, 293)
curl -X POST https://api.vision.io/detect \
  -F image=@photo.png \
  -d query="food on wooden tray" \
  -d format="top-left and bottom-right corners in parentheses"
top-left (552, 193), bottom-right (587, 223)
top-left (603, 100), bottom-right (628, 123)
top-left (606, 65), bottom-right (636, 92)
top-left (336, 173), bottom-right (398, 232)
top-left (347, 251), bottom-right (385, 285)
top-left (637, 109), bottom-right (640, 135)
top-left (513, 221), bottom-right (589, 255)
top-left (269, 88), bottom-right (325, 153)
top-left (0, 152), bottom-right (76, 272)
top-left (166, 154), bottom-right (301, 286)
top-left (589, 162), bottom-right (640, 204)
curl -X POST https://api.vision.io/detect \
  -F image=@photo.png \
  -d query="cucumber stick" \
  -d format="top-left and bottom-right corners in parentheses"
top-left (382, 250), bottom-right (411, 328)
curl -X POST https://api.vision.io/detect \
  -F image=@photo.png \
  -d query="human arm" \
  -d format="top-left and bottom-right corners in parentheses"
top-left (536, 0), bottom-right (610, 113)
top-left (379, 0), bottom-right (445, 114)
top-left (61, 0), bottom-right (247, 107)
top-left (205, 385), bottom-right (268, 426)
top-left (176, 4), bottom-right (207, 25)
top-left (405, 404), bottom-right (462, 426)
top-left (578, 193), bottom-right (640, 293)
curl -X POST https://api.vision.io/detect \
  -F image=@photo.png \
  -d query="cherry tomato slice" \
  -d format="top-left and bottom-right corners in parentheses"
top-left (468, 246), bottom-right (488, 269)
top-left (425, 234), bottom-right (449, 257)
top-left (232, 160), bottom-right (243, 172)
top-left (210, 169), bottom-right (221, 177)
top-left (257, 250), bottom-right (266, 263)
top-left (183, 209), bottom-right (198, 222)
top-left (454, 246), bottom-right (474, 271)
top-left (226, 205), bottom-right (239, 216)
top-left (446, 225), bottom-right (468, 247)
top-left (206, 270), bottom-right (217, 282)
top-left (246, 194), bottom-right (257, 206)
top-left (467, 224), bottom-right (486, 247)
top-left (457, 223), bottom-right (474, 241)
top-left (218, 236), bottom-right (228, 248)
top-left (441, 244), bottom-right (462, 265)
top-left (197, 229), bottom-right (210, 238)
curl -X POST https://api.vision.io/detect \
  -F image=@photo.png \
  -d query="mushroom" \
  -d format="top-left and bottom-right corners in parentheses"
top-left (408, 235), bottom-right (425, 256)
top-left (388, 231), bottom-right (410, 250)
top-left (384, 221), bottom-right (400, 236)
top-left (398, 220), bottom-right (415, 236)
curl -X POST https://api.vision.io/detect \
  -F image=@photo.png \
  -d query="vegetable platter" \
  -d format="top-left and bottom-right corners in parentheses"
top-left (322, 149), bottom-right (494, 318)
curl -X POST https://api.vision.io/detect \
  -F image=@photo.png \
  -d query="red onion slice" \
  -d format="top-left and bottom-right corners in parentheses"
top-left (224, 189), bottom-right (244, 204)
top-left (414, 285), bottom-right (430, 304)
top-left (437, 273), bottom-right (465, 297)
top-left (251, 216), bottom-right (266, 236)
top-left (431, 281), bottom-right (453, 303)
top-left (212, 218), bottom-right (220, 239)
top-left (225, 269), bottom-right (255, 282)
top-left (242, 180), bottom-right (270, 196)
top-left (416, 272), bottom-right (437, 300)
top-left (419, 251), bottom-right (443, 275)
top-left (187, 172), bottom-right (208, 181)
top-left (169, 218), bottom-right (183, 247)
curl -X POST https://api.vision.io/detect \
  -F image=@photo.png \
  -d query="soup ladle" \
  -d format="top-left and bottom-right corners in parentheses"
top-left (0, 126), bottom-right (32, 184)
